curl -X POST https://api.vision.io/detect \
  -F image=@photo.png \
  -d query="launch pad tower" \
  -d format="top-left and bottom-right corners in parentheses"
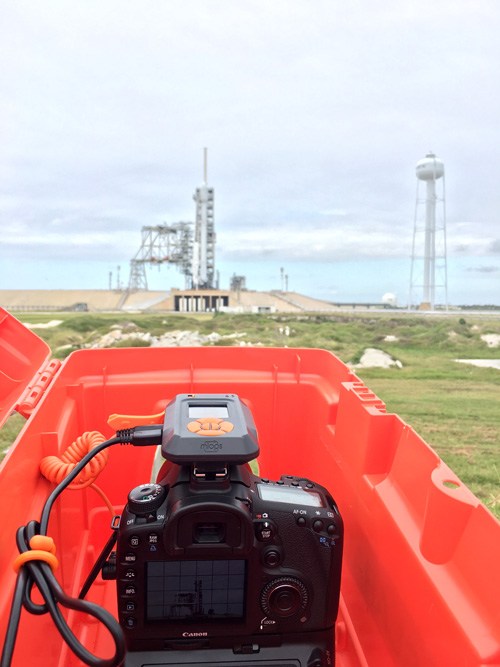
top-left (191, 148), bottom-right (216, 289)
top-left (128, 149), bottom-right (216, 291)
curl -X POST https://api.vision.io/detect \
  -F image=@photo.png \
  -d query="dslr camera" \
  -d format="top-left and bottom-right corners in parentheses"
top-left (115, 394), bottom-right (343, 666)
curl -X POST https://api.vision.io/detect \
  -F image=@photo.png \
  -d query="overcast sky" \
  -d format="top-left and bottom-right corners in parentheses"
top-left (1, 0), bottom-right (499, 305)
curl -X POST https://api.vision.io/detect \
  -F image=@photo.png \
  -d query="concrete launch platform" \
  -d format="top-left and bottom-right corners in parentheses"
top-left (0, 289), bottom-right (342, 313)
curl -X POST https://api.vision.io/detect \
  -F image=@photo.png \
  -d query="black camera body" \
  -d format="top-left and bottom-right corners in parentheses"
top-left (115, 394), bottom-right (343, 666)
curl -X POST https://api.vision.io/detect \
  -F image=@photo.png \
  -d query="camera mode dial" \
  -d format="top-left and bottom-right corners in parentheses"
top-left (261, 576), bottom-right (308, 618)
top-left (127, 483), bottom-right (166, 515)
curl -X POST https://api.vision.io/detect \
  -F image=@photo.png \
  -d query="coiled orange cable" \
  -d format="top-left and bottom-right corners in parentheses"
top-left (40, 431), bottom-right (114, 515)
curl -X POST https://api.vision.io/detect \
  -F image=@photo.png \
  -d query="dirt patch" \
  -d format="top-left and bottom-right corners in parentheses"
top-left (24, 320), bottom-right (63, 329)
top-left (481, 334), bottom-right (500, 348)
top-left (455, 359), bottom-right (500, 370)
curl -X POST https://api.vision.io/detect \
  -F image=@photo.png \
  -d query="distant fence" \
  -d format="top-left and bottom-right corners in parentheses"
top-left (1, 303), bottom-right (89, 312)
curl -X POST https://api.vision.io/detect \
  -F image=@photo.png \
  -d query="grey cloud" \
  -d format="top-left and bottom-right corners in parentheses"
top-left (466, 266), bottom-right (500, 274)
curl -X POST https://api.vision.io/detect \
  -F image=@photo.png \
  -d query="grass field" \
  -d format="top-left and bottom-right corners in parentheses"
top-left (1, 310), bottom-right (499, 517)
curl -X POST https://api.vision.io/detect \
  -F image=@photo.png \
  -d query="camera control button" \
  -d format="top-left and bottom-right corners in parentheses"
top-left (124, 601), bottom-right (136, 612)
top-left (124, 569), bottom-right (136, 580)
top-left (313, 520), bottom-right (324, 532)
top-left (296, 516), bottom-right (307, 527)
top-left (327, 523), bottom-right (337, 535)
top-left (255, 521), bottom-right (275, 541)
top-left (124, 616), bottom-right (137, 629)
top-left (123, 584), bottom-right (136, 596)
top-left (129, 535), bottom-right (140, 547)
top-left (263, 549), bottom-right (281, 567)
top-left (124, 552), bottom-right (136, 563)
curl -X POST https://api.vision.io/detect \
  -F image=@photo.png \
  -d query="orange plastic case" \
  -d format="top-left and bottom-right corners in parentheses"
top-left (0, 307), bottom-right (499, 666)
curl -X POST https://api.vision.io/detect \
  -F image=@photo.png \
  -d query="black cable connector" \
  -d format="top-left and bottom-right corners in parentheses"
top-left (116, 424), bottom-right (163, 446)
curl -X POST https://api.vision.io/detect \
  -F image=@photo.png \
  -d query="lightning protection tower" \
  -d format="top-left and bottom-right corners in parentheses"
top-left (191, 148), bottom-right (216, 289)
top-left (408, 153), bottom-right (448, 310)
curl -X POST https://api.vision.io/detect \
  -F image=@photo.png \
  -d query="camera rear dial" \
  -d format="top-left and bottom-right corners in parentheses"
top-left (261, 576), bottom-right (308, 619)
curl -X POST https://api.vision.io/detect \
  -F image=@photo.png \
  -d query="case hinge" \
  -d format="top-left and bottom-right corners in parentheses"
top-left (16, 358), bottom-right (62, 418)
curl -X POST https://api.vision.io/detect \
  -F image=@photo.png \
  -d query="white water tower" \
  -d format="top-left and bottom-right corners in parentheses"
top-left (408, 153), bottom-right (448, 309)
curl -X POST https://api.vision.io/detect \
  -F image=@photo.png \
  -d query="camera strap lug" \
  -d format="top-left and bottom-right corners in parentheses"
top-left (79, 516), bottom-right (121, 597)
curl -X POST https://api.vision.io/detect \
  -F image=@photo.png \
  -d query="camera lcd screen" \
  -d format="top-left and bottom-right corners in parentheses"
top-left (146, 560), bottom-right (246, 621)
top-left (188, 405), bottom-right (229, 419)
top-left (257, 484), bottom-right (324, 507)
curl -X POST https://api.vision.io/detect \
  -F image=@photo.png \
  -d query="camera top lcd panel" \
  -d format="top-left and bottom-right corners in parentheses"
top-left (162, 394), bottom-right (260, 464)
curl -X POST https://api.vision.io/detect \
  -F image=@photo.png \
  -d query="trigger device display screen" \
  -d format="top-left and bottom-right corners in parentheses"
top-left (146, 560), bottom-right (246, 621)
top-left (188, 405), bottom-right (229, 419)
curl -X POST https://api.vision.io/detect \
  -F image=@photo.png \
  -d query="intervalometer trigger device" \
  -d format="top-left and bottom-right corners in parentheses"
top-left (161, 393), bottom-right (260, 464)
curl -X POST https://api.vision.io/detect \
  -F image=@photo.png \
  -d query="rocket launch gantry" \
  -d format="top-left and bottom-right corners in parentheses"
top-left (128, 149), bottom-right (216, 291)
